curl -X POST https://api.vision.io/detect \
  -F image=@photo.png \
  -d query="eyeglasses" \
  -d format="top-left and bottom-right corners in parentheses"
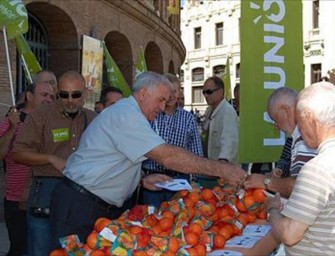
top-left (202, 87), bottom-right (221, 95)
top-left (58, 91), bottom-right (83, 99)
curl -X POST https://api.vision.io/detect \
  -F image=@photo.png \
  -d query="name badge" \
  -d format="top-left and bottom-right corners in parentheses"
top-left (52, 128), bottom-right (70, 142)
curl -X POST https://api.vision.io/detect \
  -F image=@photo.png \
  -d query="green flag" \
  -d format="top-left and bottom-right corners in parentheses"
top-left (239, 0), bottom-right (303, 163)
top-left (0, 0), bottom-right (28, 39)
top-left (135, 46), bottom-right (147, 79)
top-left (15, 34), bottom-right (42, 83)
top-left (103, 42), bottom-right (131, 97)
top-left (222, 56), bottom-right (231, 101)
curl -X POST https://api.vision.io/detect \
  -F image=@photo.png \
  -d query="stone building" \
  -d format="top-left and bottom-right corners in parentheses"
top-left (181, 0), bottom-right (335, 113)
top-left (0, 0), bottom-right (185, 117)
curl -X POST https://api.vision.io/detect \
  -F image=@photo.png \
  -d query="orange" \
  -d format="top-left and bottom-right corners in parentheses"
top-left (188, 191), bottom-right (200, 203)
top-left (133, 250), bottom-right (149, 256)
top-left (246, 212), bottom-right (257, 223)
top-left (178, 190), bottom-right (189, 197)
top-left (218, 207), bottom-right (230, 218)
top-left (258, 208), bottom-right (267, 219)
top-left (168, 236), bottom-right (180, 253)
top-left (183, 197), bottom-right (195, 208)
top-left (213, 234), bottom-right (226, 249)
top-left (161, 251), bottom-right (175, 256)
top-left (128, 225), bottom-right (143, 235)
top-left (187, 207), bottom-right (196, 220)
top-left (151, 224), bottom-right (162, 235)
top-left (243, 195), bottom-right (257, 209)
top-left (185, 247), bottom-right (198, 256)
top-left (188, 222), bottom-right (203, 236)
top-left (237, 213), bottom-right (249, 226)
top-left (253, 188), bottom-right (266, 203)
top-left (159, 217), bottom-right (174, 231)
top-left (200, 188), bottom-right (214, 201)
top-left (185, 232), bottom-right (198, 246)
top-left (137, 233), bottom-right (150, 248)
top-left (94, 217), bottom-right (112, 232)
top-left (235, 198), bottom-right (247, 212)
top-left (161, 210), bottom-right (175, 220)
top-left (90, 250), bottom-right (105, 256)
top-left (145, 214), bottom-right (158, 227)
top-left (194, 243), bottom-right (207, 256)
top-left (209, 225), bottom-right (220, 234)
top-left (199, 231), bottom-right (212, 244)
top-left (49, 248), bottom-right (67, 256)
top-left (218, 226), bottom-right (233, 240)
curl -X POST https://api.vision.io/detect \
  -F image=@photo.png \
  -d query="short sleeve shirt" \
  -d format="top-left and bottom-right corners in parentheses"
top-left (64, 96), bottom-right (165, 207)
top-left (282, 138), bottom-right (335, 255)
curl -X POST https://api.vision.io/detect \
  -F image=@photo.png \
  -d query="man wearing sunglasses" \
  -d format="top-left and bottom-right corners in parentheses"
top-left (201, 76), bottom-right (239, 164)
top-left (13, 70), bottom-right (96, 256)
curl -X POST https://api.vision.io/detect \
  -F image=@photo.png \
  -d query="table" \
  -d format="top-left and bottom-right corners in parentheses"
top-left (224, 220), bottom-right (281, 256)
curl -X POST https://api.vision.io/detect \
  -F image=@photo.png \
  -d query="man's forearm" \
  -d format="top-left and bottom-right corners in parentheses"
top-left (268, 177), bottom-right (296, 198)
top-left (13, 151), bottom-right (53, 166)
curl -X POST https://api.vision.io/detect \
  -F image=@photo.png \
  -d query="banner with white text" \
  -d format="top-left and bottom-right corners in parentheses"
top-left (239, 0), bottom-right (303, 163)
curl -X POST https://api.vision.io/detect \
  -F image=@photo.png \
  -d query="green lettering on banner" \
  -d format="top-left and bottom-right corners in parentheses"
top-left (52, 128), bottom-right (70, 142)
top-left (239, 0), bottom-right (303, 163)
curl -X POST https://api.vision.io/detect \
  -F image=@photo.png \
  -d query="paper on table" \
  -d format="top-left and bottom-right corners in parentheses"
top-left (154, 179), bottom-right (192, 191)
top-left (207, 249), bottom-right (243, 256)
top-left (242, 224), bottom-right (272, 237)
top-left (226, 235), bottom-right (262, 248)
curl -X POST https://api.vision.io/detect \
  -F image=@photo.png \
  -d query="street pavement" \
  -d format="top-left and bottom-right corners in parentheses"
top-left (0, 164), bottom-right (10, 256)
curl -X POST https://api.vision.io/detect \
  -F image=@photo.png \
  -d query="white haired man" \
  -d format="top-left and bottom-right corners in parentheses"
top-left (265, 81), bottom-right (335, 255)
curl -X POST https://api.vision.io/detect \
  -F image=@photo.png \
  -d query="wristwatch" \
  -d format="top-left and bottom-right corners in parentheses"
top-left (263, 177), bottom-right (272, 190)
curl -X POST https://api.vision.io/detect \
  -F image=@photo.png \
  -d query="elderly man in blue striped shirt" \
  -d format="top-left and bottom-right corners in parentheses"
top-left (141, 73), bottom-right (203, 207)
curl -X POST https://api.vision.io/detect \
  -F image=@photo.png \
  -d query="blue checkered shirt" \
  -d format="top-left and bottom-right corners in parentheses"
top-left (142, 107), bottom-right (203, 176)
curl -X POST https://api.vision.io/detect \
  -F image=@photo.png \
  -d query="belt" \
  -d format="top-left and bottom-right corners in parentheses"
top-left (63, 177), bottom-right (115, 209)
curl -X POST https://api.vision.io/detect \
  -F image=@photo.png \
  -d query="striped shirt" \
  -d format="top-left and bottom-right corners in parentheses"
top-left (142, 107), bottom-right (203, 175)
top-left (282, 138), bottom-right (335, 255)
top-left (290, 126), bottom-right (317, 176)
top-left (0, 113), bottom-right (30, 201)
top-left (276, 136), bottom-right (292, 177)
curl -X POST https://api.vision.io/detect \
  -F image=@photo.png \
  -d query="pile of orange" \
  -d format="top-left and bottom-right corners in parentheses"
top-left (50, 186), bottom-right (267, 255)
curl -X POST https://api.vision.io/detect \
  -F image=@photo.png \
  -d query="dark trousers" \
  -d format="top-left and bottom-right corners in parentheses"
top-left (4, 198), bottom-right (27, 256)
top-left (49, 180), bottom-right (133, 250)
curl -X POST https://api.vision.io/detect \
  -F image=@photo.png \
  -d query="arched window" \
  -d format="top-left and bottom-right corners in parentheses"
top-left (213, 65), bottom-right (225, 77)
top-left (192, 67), bottom-right (204, 81)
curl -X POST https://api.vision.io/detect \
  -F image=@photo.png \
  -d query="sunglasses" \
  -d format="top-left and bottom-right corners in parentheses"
top-left (202, 87), bottom-right (221, 95)
top-left (58, 91), bottom-right (83, 99)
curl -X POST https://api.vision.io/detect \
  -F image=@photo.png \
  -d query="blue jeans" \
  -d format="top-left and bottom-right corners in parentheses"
top-left (27, 211), bottom-right (51, 256)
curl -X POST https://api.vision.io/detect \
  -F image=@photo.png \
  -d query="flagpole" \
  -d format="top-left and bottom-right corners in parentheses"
top-left (21, 53), bottom-right (33, 83)
top-left (3, 26), bottom-right (16, 106)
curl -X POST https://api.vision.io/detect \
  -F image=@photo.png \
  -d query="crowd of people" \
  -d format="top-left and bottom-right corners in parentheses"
top-left (1, 68), bottom-right (335, 255)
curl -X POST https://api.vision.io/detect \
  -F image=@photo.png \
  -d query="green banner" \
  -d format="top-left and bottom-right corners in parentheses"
top-left (15, 34), bottom-right (42, 83)
top-left (239, 0), bottom-right (303, 163)
top-left (0, 0), bottom-right (28, 39)
top-left (135, 46), bottom-right (147, 79)
top-left (103, 42), bottom-right (131, 97)
top-left (222, 56), bottom-right (231, 101)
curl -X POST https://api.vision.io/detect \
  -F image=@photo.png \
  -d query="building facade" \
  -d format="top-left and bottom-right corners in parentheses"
top-left (0, 0), bottom-right (185, 117)
top-left (181, 0), bottom-right (335, 113)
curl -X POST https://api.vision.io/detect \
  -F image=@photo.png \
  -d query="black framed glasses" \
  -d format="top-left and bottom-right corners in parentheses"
top-left (202, 87), bottom-right (221, 95)
top-left (58, 91), bottom-right (83, 99)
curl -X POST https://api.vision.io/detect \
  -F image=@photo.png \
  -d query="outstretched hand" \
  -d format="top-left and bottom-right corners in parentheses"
top-left (221, 163), bottom-right (247, 187)
top-left (142, 173), bottom-right (173, 191)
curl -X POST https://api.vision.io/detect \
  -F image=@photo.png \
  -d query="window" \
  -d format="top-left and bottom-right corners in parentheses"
top-left (194, 27), bottom-right (201, 49)
top-left (213, 65), bottom-right (225, 77)
top-left (236, 63), bottom-right (240, 78)
top-left (192, 86), bottom-right (205, 103)
top-left (313, 0), bottom-right (319, 29)
top-left (179, 70), bottom-right (184, 82)
top-left (311, 63), bottom-right (321, 83)
top-left (192, 67), bottom-right (204, 81)
top-left (215, 22), bottom-right (223, 45)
